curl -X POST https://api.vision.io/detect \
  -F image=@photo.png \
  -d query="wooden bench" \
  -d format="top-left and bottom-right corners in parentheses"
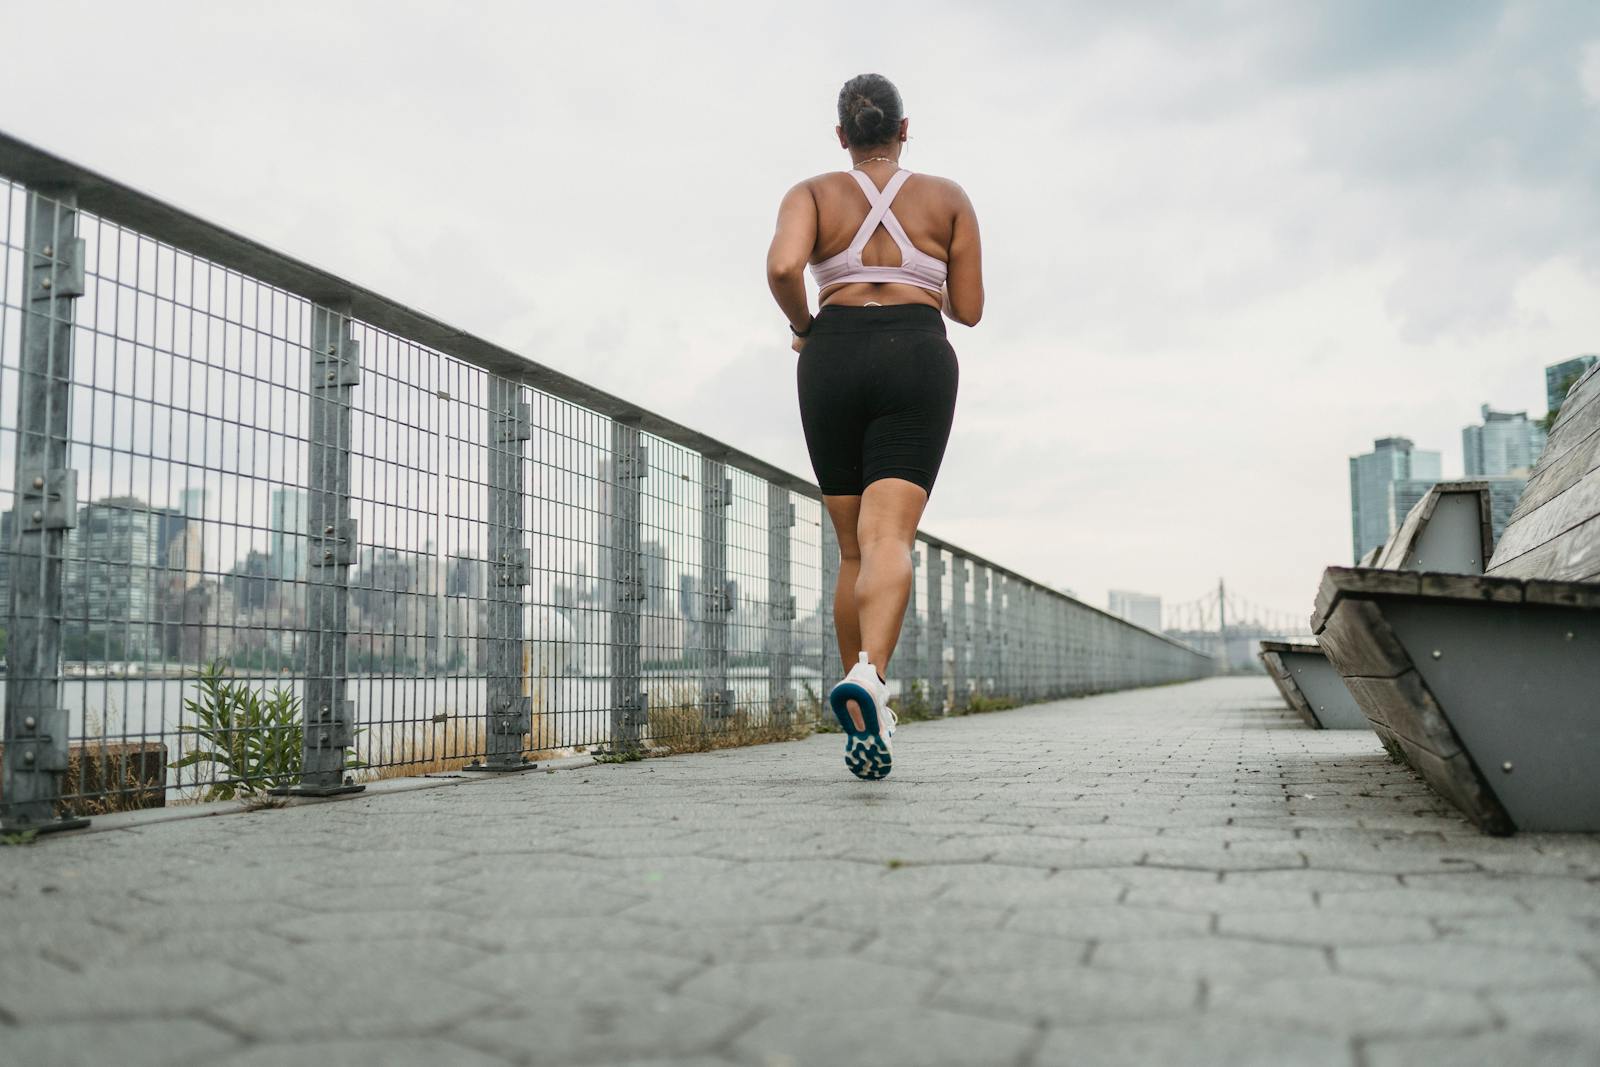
top-left (1260, 481), bottom-right (1493, 729)
top-left (1312, 363), bottom-right (1600, 833)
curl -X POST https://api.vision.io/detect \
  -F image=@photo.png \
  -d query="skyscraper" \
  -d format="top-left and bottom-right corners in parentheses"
top-left (1107, 590), bottom-right (1162, 632)
top-left (1546, 355), bottom-right (1597, 417)
top-left (1349, 437), bottom-right (1442, 562)
top-left (270, 488), bottom-right (307, 581)
top-left (1462, 405), bottom-right (1545, 477)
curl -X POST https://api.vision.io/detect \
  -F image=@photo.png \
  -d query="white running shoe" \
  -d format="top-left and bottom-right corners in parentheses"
top-left (829, 652), bottom-right (895, 780)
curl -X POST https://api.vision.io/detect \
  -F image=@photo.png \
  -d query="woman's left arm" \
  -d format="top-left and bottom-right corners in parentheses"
top-left (766, 181), bottom-right (818, 339)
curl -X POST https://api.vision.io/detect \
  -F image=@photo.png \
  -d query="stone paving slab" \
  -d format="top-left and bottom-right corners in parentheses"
top-left (2, 677), bottom-right (1597, 1066)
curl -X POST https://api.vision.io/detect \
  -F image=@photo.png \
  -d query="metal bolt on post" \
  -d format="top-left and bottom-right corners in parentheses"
top-left (766, 485), bottom-right (796, 728)
top-left (465, 378), bottom-right (537, 773)
top-left (275, 305), bottom-right (364, 797)
top-left (2, 189), bottom-right (87, 833)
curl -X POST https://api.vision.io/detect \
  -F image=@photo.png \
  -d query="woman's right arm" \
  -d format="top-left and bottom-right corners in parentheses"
top-left (943, 183), bottom-right (984, 327)
top-left (766, 182), bottom-right (818, 337)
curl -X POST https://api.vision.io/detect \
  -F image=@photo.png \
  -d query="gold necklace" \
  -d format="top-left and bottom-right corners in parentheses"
top-left (853, 156), bottom-right (898, 168)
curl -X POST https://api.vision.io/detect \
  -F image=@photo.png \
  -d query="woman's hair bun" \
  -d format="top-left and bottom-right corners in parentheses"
top-left (837, 74), bottom-right (903, 147)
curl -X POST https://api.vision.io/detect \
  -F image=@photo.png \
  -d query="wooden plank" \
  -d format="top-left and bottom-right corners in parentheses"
top-left (1490, 467), bottom-right (1600, 569)
top-left (1317, 596), bottom-right (1413, 679)
top-left (1417, 573), bottom-right (1524, 603)
top-left (1343, 671), bottom-right (1462, 759)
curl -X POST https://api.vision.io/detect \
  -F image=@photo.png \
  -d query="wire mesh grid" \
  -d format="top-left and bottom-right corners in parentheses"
top-left (0, 167), bottom-right (1212, 829)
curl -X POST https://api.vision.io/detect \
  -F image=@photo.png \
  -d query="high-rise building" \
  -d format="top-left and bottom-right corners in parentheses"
top-left (270, 488), bottom-right (307, 581)
top-left (63, 496), bottom-right (166, 660)
top-left (1107, 590), bottom-right (1162, 632)
top-left (1349, 437), bottom-right (1442, 562)
top-left (1463, 405), bottom-right (1546, 477)
top-left (1546, 355), bottom-right (1598, 416)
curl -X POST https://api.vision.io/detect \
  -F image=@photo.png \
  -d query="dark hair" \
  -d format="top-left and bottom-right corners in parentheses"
top-left (837, 73), bottom-right (903, 148)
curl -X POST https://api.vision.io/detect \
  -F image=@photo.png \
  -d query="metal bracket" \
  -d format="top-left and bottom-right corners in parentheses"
top-left (618, 572), bottom-right (647, 602)
top-left (31, 236), bottom-right (85, 300)
top-left (488, 696), bottom-right (533, 735)
top-left (705, 580), bottom-right (737, 616)
top-left (492, 546), bottom-right (531, 587)
top-left (6, 710), bottom-right (69, 772)
top-left (621, 692), bottom-right (649, 728)
top-left (703, 688), bottom-right (736, 718)
top-left (616, 443), bottom-right (649, 482)
top-left (17, 468), bottom-right (77, 532)
top-left (770, 595), bottom-right (796, 622)
top-left (305, 700), bottom-right (357, 749)
top-left (311, 332), bottom-right (362, 389)
top-left (310, 517), bottom-right (359, 566)
top-left (704, 477), bottom-right (733, 509)
top-left (495, 402), bottom-right (532, 443)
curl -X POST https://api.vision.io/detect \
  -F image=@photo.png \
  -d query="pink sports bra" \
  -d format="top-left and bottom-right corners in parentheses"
top-left (809, 169), bottom-right (949, 297)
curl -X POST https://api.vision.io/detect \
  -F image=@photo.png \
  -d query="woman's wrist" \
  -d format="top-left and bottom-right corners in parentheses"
top-left (789, 315), bottom-right (813, 338)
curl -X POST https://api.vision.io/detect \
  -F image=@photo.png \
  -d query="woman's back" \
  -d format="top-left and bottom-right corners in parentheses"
top-left (810, 169), bottom-right (958, 268)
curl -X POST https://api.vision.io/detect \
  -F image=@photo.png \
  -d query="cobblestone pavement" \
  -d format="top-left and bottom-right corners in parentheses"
top-left (3, 677), bottom-right (1598, 1067)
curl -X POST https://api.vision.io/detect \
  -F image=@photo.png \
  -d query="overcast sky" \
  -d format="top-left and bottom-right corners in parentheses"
top-left (5, 0), bottom-right (1598, 622)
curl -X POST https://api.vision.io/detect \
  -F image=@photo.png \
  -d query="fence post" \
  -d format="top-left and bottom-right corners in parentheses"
top-left (2, 188), bottom-right (87, 833)
top-left (766, 483), bottom-right (795, 727)
top-left (976, 565), bottom-right (992, 700)
top-left (925, 543), bottom-right (945, 715)
top-left (468, 377), bottom-right (535, 772)
top-left (277, 305), bottom-right (364, 797)
top-left (608, 420), bottom-right (647, 752)
top-left (700, 455), bottom-right (732, 722)
top-left (951, 555), bottom-right (968, 712)
top-left (902, 548), bottom-right (921, 703)
top-left (820, 506), bottom-right (840, 684)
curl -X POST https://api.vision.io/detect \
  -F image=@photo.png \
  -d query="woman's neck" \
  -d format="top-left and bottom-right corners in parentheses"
top-left (849, 146), bottom-right (901, 167)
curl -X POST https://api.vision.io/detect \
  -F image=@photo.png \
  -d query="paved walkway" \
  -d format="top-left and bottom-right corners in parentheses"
top-left (2, 677), bottom-right (1598, 1066)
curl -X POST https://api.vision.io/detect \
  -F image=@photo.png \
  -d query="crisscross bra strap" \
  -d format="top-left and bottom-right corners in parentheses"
top-left (845, 168), bottom-right (916, 258)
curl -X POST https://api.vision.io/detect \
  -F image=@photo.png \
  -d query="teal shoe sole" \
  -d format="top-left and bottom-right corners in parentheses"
top-left (830, 682), bottom-right (892, 781)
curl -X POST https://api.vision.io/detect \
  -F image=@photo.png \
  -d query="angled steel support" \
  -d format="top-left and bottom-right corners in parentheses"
top-left (2, 188), bottom-right (88, 833)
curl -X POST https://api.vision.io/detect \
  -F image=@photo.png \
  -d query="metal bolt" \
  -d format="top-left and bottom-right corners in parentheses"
top-left (326, 371), bottom-right (337, 382)
top-left (23, 751), bottom-right (35, 765)
top-left (40, 277), bottom-right (51, 290)
top-left (324, 525), bottom-right (335, 535)
top-left (1566, 632), bottom-right (1575, 641)
top-left (326, 344), bottom-right (337, 354)
top-left (23, 716), bottom-right (36, 730)
top-left (42, 244), bottom-right (53, 256)
top-left (30, 511), bottom-right (43, 524)
top-left (320, 705), bottom-right (330, 716)
top-left (31, 477), bottom-right (44, 490)
top-left (1501, 761), bottom-right (1514, 773)
top-left (323, 550), bottom-right (333, 560)
top-left (1430, 649), bottom-right (1442, 660)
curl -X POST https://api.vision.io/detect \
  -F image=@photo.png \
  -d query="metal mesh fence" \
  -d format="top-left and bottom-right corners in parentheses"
top-left (0, 140), bottom-right (1213, 832)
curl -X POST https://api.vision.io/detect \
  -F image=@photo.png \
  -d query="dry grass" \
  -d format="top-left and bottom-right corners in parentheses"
top-left (643, 700), bottom-right (814, 756)
top-left (368, 711), bottom-right (568, 779)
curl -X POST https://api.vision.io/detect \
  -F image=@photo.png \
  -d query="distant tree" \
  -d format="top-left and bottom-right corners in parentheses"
top-left (1542, 368), bottom-right (1587, 432)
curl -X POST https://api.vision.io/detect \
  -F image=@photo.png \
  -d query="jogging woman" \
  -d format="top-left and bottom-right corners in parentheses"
top-left (765, 73), bottom-right (984, 781)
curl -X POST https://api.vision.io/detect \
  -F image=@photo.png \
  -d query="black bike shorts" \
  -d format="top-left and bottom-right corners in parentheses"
top-left (796, 303), bottom-right (959, 497)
